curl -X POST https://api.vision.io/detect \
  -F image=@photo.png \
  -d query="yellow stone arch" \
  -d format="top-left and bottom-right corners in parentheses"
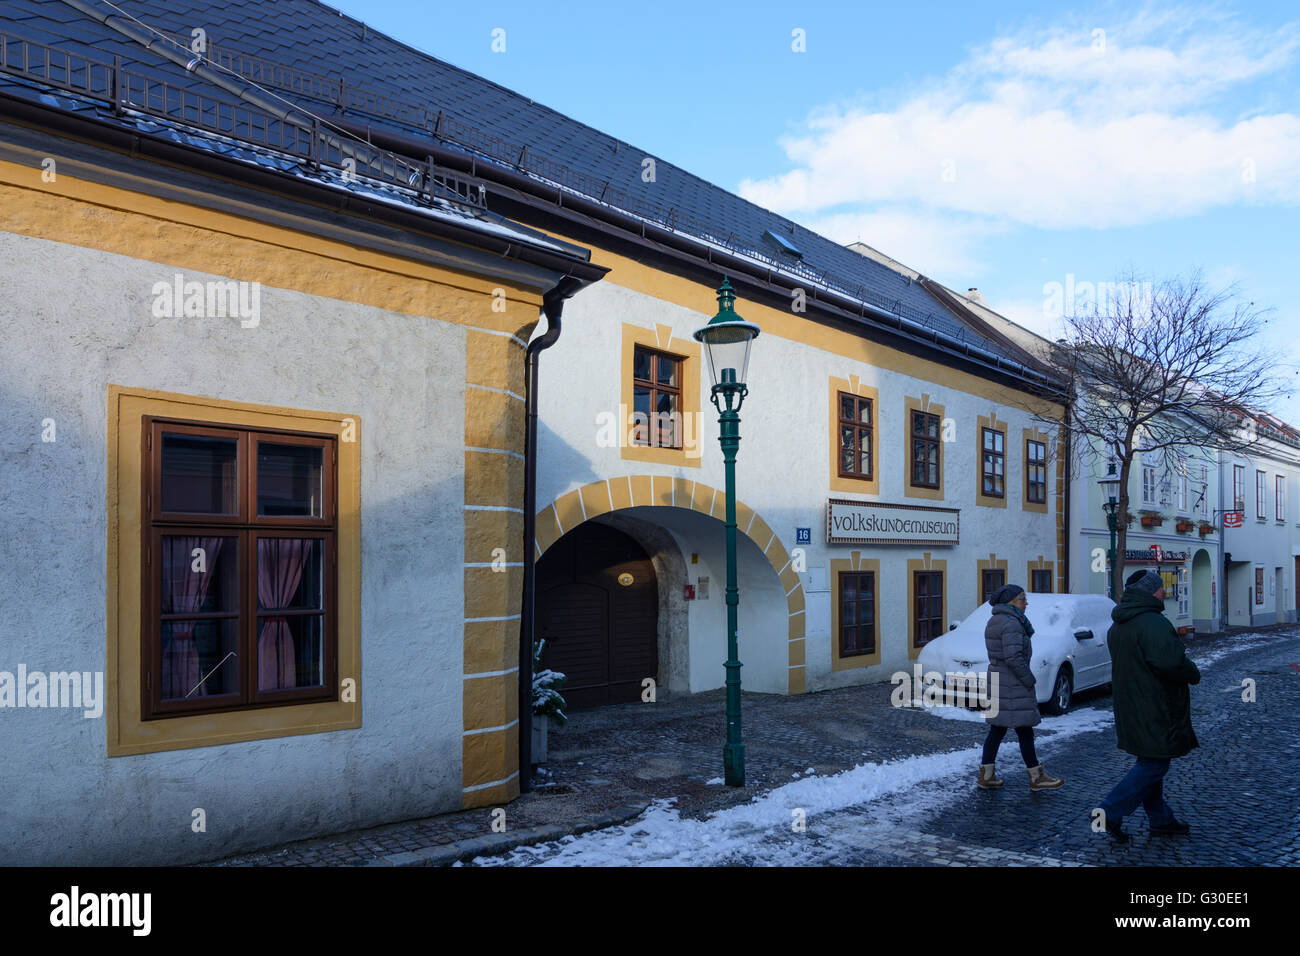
top-left (535, 475), bottom-right (808, 694)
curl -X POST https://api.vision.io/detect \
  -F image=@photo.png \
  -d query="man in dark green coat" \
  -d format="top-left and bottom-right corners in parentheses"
top-left (1097, 569), bottom-right (1201, 844)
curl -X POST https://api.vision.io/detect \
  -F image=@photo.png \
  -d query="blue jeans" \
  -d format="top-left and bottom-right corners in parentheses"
top-left (1099, 757), bottom-right (1176, 825)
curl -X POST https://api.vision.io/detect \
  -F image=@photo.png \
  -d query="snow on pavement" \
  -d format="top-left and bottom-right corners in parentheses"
top-left (477, 706), bottom-right (1114, 867)
top-left (1186, 629), bottom-right (1294, 669)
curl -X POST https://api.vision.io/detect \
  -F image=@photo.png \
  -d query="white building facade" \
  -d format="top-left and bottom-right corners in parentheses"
top-left (535, 275), bottom-right (1067, 702)
top-left (1218, 421), bottom-right (1300, 627)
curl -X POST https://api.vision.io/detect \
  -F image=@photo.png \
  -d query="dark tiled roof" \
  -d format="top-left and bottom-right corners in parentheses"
top-left (3, 0), bottom-right (1022, 360)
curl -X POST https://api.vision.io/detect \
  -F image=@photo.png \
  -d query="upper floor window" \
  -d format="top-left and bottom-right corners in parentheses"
top-left (1233, 465), bottom-right (1245, 512)
top-left (1141, 463), bottom-right (1157, 506)
top-left (981, 428), bottom-right (1005, 498)
top-left (837, 392), bottom-right (873, 480)
top-left (1276, 475), bottom-right (1286, 521)
top-left (143, 419), bottom-right (337, 719)
top-left (1176, 459), bottom-right (1188, 513)
top-left (1025, 440), bottom-right (1047, 504)
top-left (1199, 465), bottom-right (1210, 519)
top-left (910, 411), bottom-right (941, 489)
top-left (1256, 469), bottom-right (1267, 519)
top-left (632, 345), bottom-right (683, 449)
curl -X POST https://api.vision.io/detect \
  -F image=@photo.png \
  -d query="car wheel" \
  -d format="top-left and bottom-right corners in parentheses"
top-left (1041, 667), bottom-right (1073, 715)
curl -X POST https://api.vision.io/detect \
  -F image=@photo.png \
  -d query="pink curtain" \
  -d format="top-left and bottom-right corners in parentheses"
top-left (160, 536), bottom-right (226, 699)
top-left (258, 538), bottom-right (309, 690)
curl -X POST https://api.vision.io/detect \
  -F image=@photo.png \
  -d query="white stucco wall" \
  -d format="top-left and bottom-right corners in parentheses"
top-left (0, 232), bottom-right (467, 864)
top-left (537, 278), bottom-right (1062, 693)
top-left (1220, 444), bottom-right (1300, 626)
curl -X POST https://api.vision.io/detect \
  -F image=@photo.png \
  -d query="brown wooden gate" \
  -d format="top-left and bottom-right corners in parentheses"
top-left (537, 522), bottom-right (658, 709)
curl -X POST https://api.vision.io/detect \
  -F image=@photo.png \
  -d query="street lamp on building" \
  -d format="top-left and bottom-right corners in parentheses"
top-left (1098, 466), bottom-right (1122, 599)
top-left (694, 277), bottom-right (760, 787)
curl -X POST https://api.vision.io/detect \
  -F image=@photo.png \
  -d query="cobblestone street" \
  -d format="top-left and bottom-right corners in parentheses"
top-left (210, 627), bottom-right (1299, 866)
top-left (480, 626), bottom-right (1300, 866)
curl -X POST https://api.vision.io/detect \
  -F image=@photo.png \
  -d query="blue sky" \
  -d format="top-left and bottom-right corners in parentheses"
top-left (328, 0), bottom-right (1300, 422)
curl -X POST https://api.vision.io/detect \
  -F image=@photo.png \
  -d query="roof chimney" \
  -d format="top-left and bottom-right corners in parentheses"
top-left (966, 288), bottom-right (986, 305)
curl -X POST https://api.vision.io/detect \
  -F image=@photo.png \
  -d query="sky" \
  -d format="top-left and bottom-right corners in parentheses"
top-left (326, 0), bottom-right (1300, 422)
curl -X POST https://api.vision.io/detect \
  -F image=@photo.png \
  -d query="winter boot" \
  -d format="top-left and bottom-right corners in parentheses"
top-left (1151, 818), bottom-right (1191, 836)
top-left (1104, 818), bottom-right (1130, 844)
top-left (977, 764), bottom-right (1003, 789)
top-left (1027, 764), bottom-right (1064, 791)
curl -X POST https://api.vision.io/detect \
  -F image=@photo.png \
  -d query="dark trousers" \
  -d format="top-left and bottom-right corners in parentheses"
top-left (1099, 757), bottom-right (1175, 825)
top-left (981, 725), bottom-right (1039, 767)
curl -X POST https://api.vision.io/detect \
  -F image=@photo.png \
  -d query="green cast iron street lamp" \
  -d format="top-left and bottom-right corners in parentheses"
top-left (1099, 465), bottom-right (1122, 599)
top-left (694, 277), bottom-right (760, 787)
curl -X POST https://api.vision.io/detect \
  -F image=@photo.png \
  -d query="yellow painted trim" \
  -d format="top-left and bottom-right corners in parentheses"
top-left (906, 554), bottom-right (948, 661)
top-left (0, 162), bottom-right (546, 339)
top-left (461, 775), bottom-right (520, 809)
top-left (788, 667), bottom-right (807, 695)
top-left (106, 385), bottom-right (361, 756)
top-left (463, 619), bottom-right (519, 675)
top-left (828, 376), bottom-right (881, 496)
top-left (462, 724), bottom-right (520, 790)
top-left (903, 394), bottom-right (946, 501)
top-left (463, 673), bottom-right (519, 732)
top-left (1028, 555), bottom-right (1056, 594)
top-left (975, 413), bottom-right (1008, 509)
top-left (619, 322), bottom-right (702, 468)
top-left (976, 553), bottom-right (1009, 604)
top-left (1022, 427), bottom-right (1050, 515)
top-left (830, 554), bottom-right (883, 671)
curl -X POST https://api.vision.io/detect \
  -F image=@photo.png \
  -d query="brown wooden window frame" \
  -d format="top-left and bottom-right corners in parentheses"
top-left (631, 344), bottom-right (684, 450)
top-left (1026, 439), bottom-right (1047, 504)
top-left (910, 410), bottom-right (941, 489)
top-left (1256, 469), bottom-right (1267, 519)
top-left (981, 568), bottom-right (1006, 605)
top-left (913, 570), bottom-right (943, 648)
top-left (836, 392), bottom-right (873, 480)
top-left (1233, 464), bottom-right (1245, 513)
top-left (981, 427), bottom-right (1005, 498)
top-left (838, 570), bottom-right (876, 657)
top-left (1031, 568), bottom-right (1053, 593)
top-left (141, 417), bottom-right (339, 720)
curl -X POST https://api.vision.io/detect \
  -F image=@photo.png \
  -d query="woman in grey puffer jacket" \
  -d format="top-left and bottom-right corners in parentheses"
top-left (977, 584), bottom-right (1064, 792)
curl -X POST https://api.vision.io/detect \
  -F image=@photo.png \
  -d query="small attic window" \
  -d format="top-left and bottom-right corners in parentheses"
top-left (762, 229), bottom-right (802, 258)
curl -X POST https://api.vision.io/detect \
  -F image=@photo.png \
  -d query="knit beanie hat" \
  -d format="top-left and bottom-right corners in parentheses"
top-left (1125, 569), bottom-right (1164, 594)
top-left (990, 584), bottom-right (1025, 606)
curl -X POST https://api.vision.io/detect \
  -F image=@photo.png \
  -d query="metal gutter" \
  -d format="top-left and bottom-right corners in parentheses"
top-left (0, 88), bottom-right (608, 285)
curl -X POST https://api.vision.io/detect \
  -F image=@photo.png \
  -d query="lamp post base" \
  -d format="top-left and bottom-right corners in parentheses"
top-left (723, 741), bottom-right (745, 787)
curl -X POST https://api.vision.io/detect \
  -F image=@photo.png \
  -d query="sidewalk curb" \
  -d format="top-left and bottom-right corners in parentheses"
top-left (369, 800), bottom-right (652, 867)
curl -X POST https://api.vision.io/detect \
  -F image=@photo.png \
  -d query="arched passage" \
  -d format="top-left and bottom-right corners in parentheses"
top-left (535, 475), bottom-right (807, 694)
top-left (1192, 548), bottom-right (1212, 623)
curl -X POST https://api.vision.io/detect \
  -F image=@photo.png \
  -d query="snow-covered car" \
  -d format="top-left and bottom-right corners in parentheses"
top-left (917, 593), bottom-right (1116, 714)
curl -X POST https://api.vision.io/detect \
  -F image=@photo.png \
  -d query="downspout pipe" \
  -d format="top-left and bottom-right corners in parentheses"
top-left (1062, 400), bottom-right (1071, 593)
top-left (518, 276), bottom-right (580, 788)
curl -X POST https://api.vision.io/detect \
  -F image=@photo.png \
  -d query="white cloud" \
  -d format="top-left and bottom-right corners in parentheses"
top-left (807, 208), bottom-right (1006, 277)
top-left (740, 5), bottom-right (1300, 232)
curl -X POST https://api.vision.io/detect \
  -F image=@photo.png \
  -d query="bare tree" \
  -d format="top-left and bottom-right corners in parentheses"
top-left (1037, 270), bottom-right (1284, 599)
